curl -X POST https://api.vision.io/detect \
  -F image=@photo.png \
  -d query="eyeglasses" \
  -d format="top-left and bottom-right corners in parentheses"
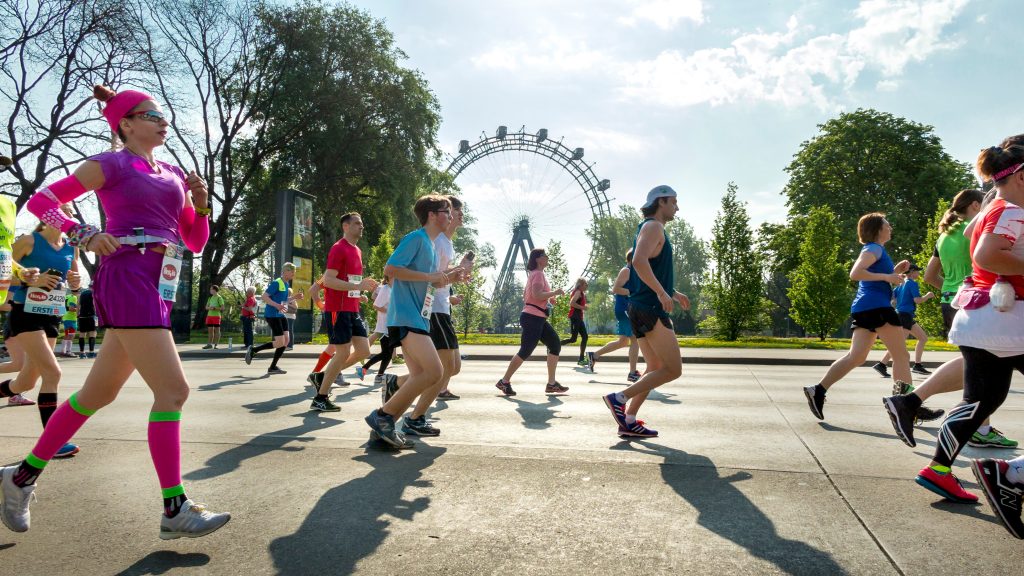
top-left (126, 110), bottom-right (166, 123)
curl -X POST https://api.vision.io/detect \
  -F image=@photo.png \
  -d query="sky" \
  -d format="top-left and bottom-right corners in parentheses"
top-left (347, 0), bottom-right (1024, 280)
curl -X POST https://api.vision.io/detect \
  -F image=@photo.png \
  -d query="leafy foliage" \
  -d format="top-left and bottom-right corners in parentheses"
top-left (787, 207), bottom-right (851, 340)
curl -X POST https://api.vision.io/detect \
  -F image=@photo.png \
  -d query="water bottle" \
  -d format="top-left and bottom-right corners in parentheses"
top-left (991, 277), bottom-right (1015, 312)
top-left (228, 337), bottom-right (234, 352)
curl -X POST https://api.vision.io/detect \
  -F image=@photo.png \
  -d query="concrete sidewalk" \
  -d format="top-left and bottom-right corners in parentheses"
top-left (177, 342), bottom-right (963, 367)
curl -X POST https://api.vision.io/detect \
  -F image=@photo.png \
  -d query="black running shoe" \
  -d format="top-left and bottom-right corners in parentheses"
top-left (307, 371), bottom-right (324, 390)
top-left (310, 396), bottom-right (340, 412)
top-left (587, 351), bottom-right (596, 372)
top-left (882, 394), bottom-right (917, 447)
top-left (912, 363), bottom-right (932, 375)
top-left (244, 346), bottom-right (254, 365)
top-left (401, 415), bottom-right (441, 437)
top-left (381, 374), bottom-right (400, 404)
top-left (495, 379), bottom-right (516, 396)
top-left (915, 405), bottom-right (944, 423)
top-left (803, 385), bottom-right (825, 420)
top-left (872, 362), bottom-right (890, 378)
top-left (544, 382), bottom-right (569, 394)
top-left (267, 366), bottom-right (287, 375)
top-left (972, 458), bottom-right (1024, 539)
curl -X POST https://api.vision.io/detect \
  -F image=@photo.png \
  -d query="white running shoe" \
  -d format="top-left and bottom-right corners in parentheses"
top-left (159, 499), bottom-right (231, 540)
top-left (0, 465), bottom-right (36, 533)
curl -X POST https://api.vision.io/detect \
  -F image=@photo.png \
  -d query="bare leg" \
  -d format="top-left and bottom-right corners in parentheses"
top-left (819, 329), bottom-right (877, 390)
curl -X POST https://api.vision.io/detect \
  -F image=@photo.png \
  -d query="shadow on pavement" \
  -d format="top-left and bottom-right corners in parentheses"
top-left (198, 375), bottom-right (267, 392)
top-left (929, 500), bottom-right (998, 526)
top-left (613, 440), bottom-right (848, 576)
top-left (242, 390), bottom-right (308, 414)
top-left (268, 444), bottom-right (446, 575)
top-left (113, 551), bottom-right (210, 575)
top-left (503, 395), bottom-right (569, 430)
top-left (185, 412), bottom-right (342, 481)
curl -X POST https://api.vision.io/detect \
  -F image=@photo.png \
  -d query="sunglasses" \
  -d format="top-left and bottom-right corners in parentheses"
top-left (126, 110), bottom-right (166, 123)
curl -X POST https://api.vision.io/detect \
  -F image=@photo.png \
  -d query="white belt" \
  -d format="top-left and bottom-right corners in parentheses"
top-left (116, 235), bottom-right (167, 246)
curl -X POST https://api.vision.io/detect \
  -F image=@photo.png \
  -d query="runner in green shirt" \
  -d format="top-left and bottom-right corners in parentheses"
top-left (203, 285), bottom-right (224, 350)
top-left (58, 292), bottom-right (78, 358)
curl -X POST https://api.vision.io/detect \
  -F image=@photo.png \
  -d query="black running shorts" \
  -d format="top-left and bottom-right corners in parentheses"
top-left (8, 303), bottom-right (60, 339)
top-left (430, 313), bottom-right (459, 350)
top-left (849, 307), bottom-right (901, 332)
top-left (266, 316), bottom-right (288, 337)
top-left (325, 311), bottom-right (368, 345)
top-left (626, 304), bottom-right (672, 339)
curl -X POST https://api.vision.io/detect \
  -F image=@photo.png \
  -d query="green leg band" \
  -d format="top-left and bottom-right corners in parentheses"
top-left (68, 392), bottom-right (97, 417)
top-left (25, 453), bottom-right (48, 470)
top-left (149, 411), bottom-right (182, 422)
top-left (161, 484), bottom-right (186, 499)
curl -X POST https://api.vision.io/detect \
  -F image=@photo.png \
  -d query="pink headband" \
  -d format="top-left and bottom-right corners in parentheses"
top-left (992, 162), bottom-right (1024, 182)
top-left (101, 89), bottom-right (155, 132)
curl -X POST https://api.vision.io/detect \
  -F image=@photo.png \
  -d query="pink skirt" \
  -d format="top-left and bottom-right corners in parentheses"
top-left (94, 246), bottom-right (173, 329)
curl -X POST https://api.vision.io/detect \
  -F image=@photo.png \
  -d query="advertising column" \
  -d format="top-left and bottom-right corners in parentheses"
top-left (275, 188), bottom-right (316, 343)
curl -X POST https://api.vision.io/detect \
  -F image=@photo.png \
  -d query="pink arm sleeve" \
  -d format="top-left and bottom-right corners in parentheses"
top-left (25, 175), bottom-right (89, 233)
top-left (178, 205), bottom-right (209, 253)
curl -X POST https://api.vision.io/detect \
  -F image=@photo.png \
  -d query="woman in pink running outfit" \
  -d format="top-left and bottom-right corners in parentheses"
top-left (0, 85), bottom-right (229, 539)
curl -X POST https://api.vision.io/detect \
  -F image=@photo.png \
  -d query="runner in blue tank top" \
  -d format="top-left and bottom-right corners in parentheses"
top-left (587, 248), bottom-right (642, 382)
top-left (602, 186), bottom-right (690, 438)
top-left (803, 212), bottom-right (913, 421)
top-left (3, 215), bottom-right (82, 459)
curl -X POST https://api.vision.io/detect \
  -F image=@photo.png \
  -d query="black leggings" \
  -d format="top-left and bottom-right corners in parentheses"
top-left (363, 335), bottom-right (399, 375)
top-left (560, 316), bottom-right (588, 361)
top-left (517, 313), bottom-right (561, 360)
top-left (932, 345), bottom-right (1023, 467)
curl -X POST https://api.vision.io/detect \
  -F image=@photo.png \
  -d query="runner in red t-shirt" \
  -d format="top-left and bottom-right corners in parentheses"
top-left (307, 213), bottom-right (377, 412)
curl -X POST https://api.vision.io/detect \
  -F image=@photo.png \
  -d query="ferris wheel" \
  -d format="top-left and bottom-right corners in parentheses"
top-left (446, 126), bottom-right (612, 300)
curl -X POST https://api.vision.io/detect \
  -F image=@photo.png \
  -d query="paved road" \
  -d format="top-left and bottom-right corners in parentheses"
top-left (0, 354), bottom-right (1020, 575)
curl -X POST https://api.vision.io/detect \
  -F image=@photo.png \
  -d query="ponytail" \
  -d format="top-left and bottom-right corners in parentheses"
top-left (938, 189), bottom-right (984, 234)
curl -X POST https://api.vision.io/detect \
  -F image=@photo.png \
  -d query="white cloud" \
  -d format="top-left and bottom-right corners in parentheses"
top-left (618, 0), bottom-right (705, 30)
top-left (876, 79), bottom-right (900, 91)
top-left (618, 0), bottom-right (970, 110)
top-left (471, 35), bottom-right (605, 73)
top-left (571, 127), bottom-right (652, 155)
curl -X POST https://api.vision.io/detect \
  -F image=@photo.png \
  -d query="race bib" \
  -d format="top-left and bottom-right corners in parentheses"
top-left (0, 249), bottom-right (12, 294)
top-left (347, 274), bottom-right (362, 299)
top-left (25, 284), bottom-right (66, 316)
top-left (158, 243), bottom-right (185, 301)
top-left (420, 285), bottom-right (436, 319)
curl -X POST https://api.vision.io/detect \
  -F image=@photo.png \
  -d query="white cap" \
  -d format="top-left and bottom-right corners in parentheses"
top-left (642, 185), bottom-right (677, 209)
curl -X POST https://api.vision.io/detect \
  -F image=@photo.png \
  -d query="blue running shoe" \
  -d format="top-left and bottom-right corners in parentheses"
top-left (355, 366), bottom-right (365, 380)
top-left (603, 393), bottom-right (628, 428)
top-left (618, 419), bottom-right (658, 438)
top-left (53, 443), bottom-right (79, 458)
top-left (365, 410), bottom-right (404, 448)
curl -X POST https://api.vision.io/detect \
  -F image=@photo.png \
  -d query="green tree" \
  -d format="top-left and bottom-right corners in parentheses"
top-left (545, 241), bottom-right (571, 334)
top-left (702, 183), bottom-right (766, 340)
top-left (666, 219), bottom-right (708, 334)
top-left (453, 268), bottom-right (491, 337)
top-left (784, 108), bottom-right (974, 264)
top-left (758, 219), bottom-right (808, 335)
top-left (131, 0), bottom-right (443, 326)
top-left (914, 199), bottom-right (950, 339)
top-left (363, 219), bottom-right (396, 329)
top-left (787, 207), bottom-right (850, 340)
